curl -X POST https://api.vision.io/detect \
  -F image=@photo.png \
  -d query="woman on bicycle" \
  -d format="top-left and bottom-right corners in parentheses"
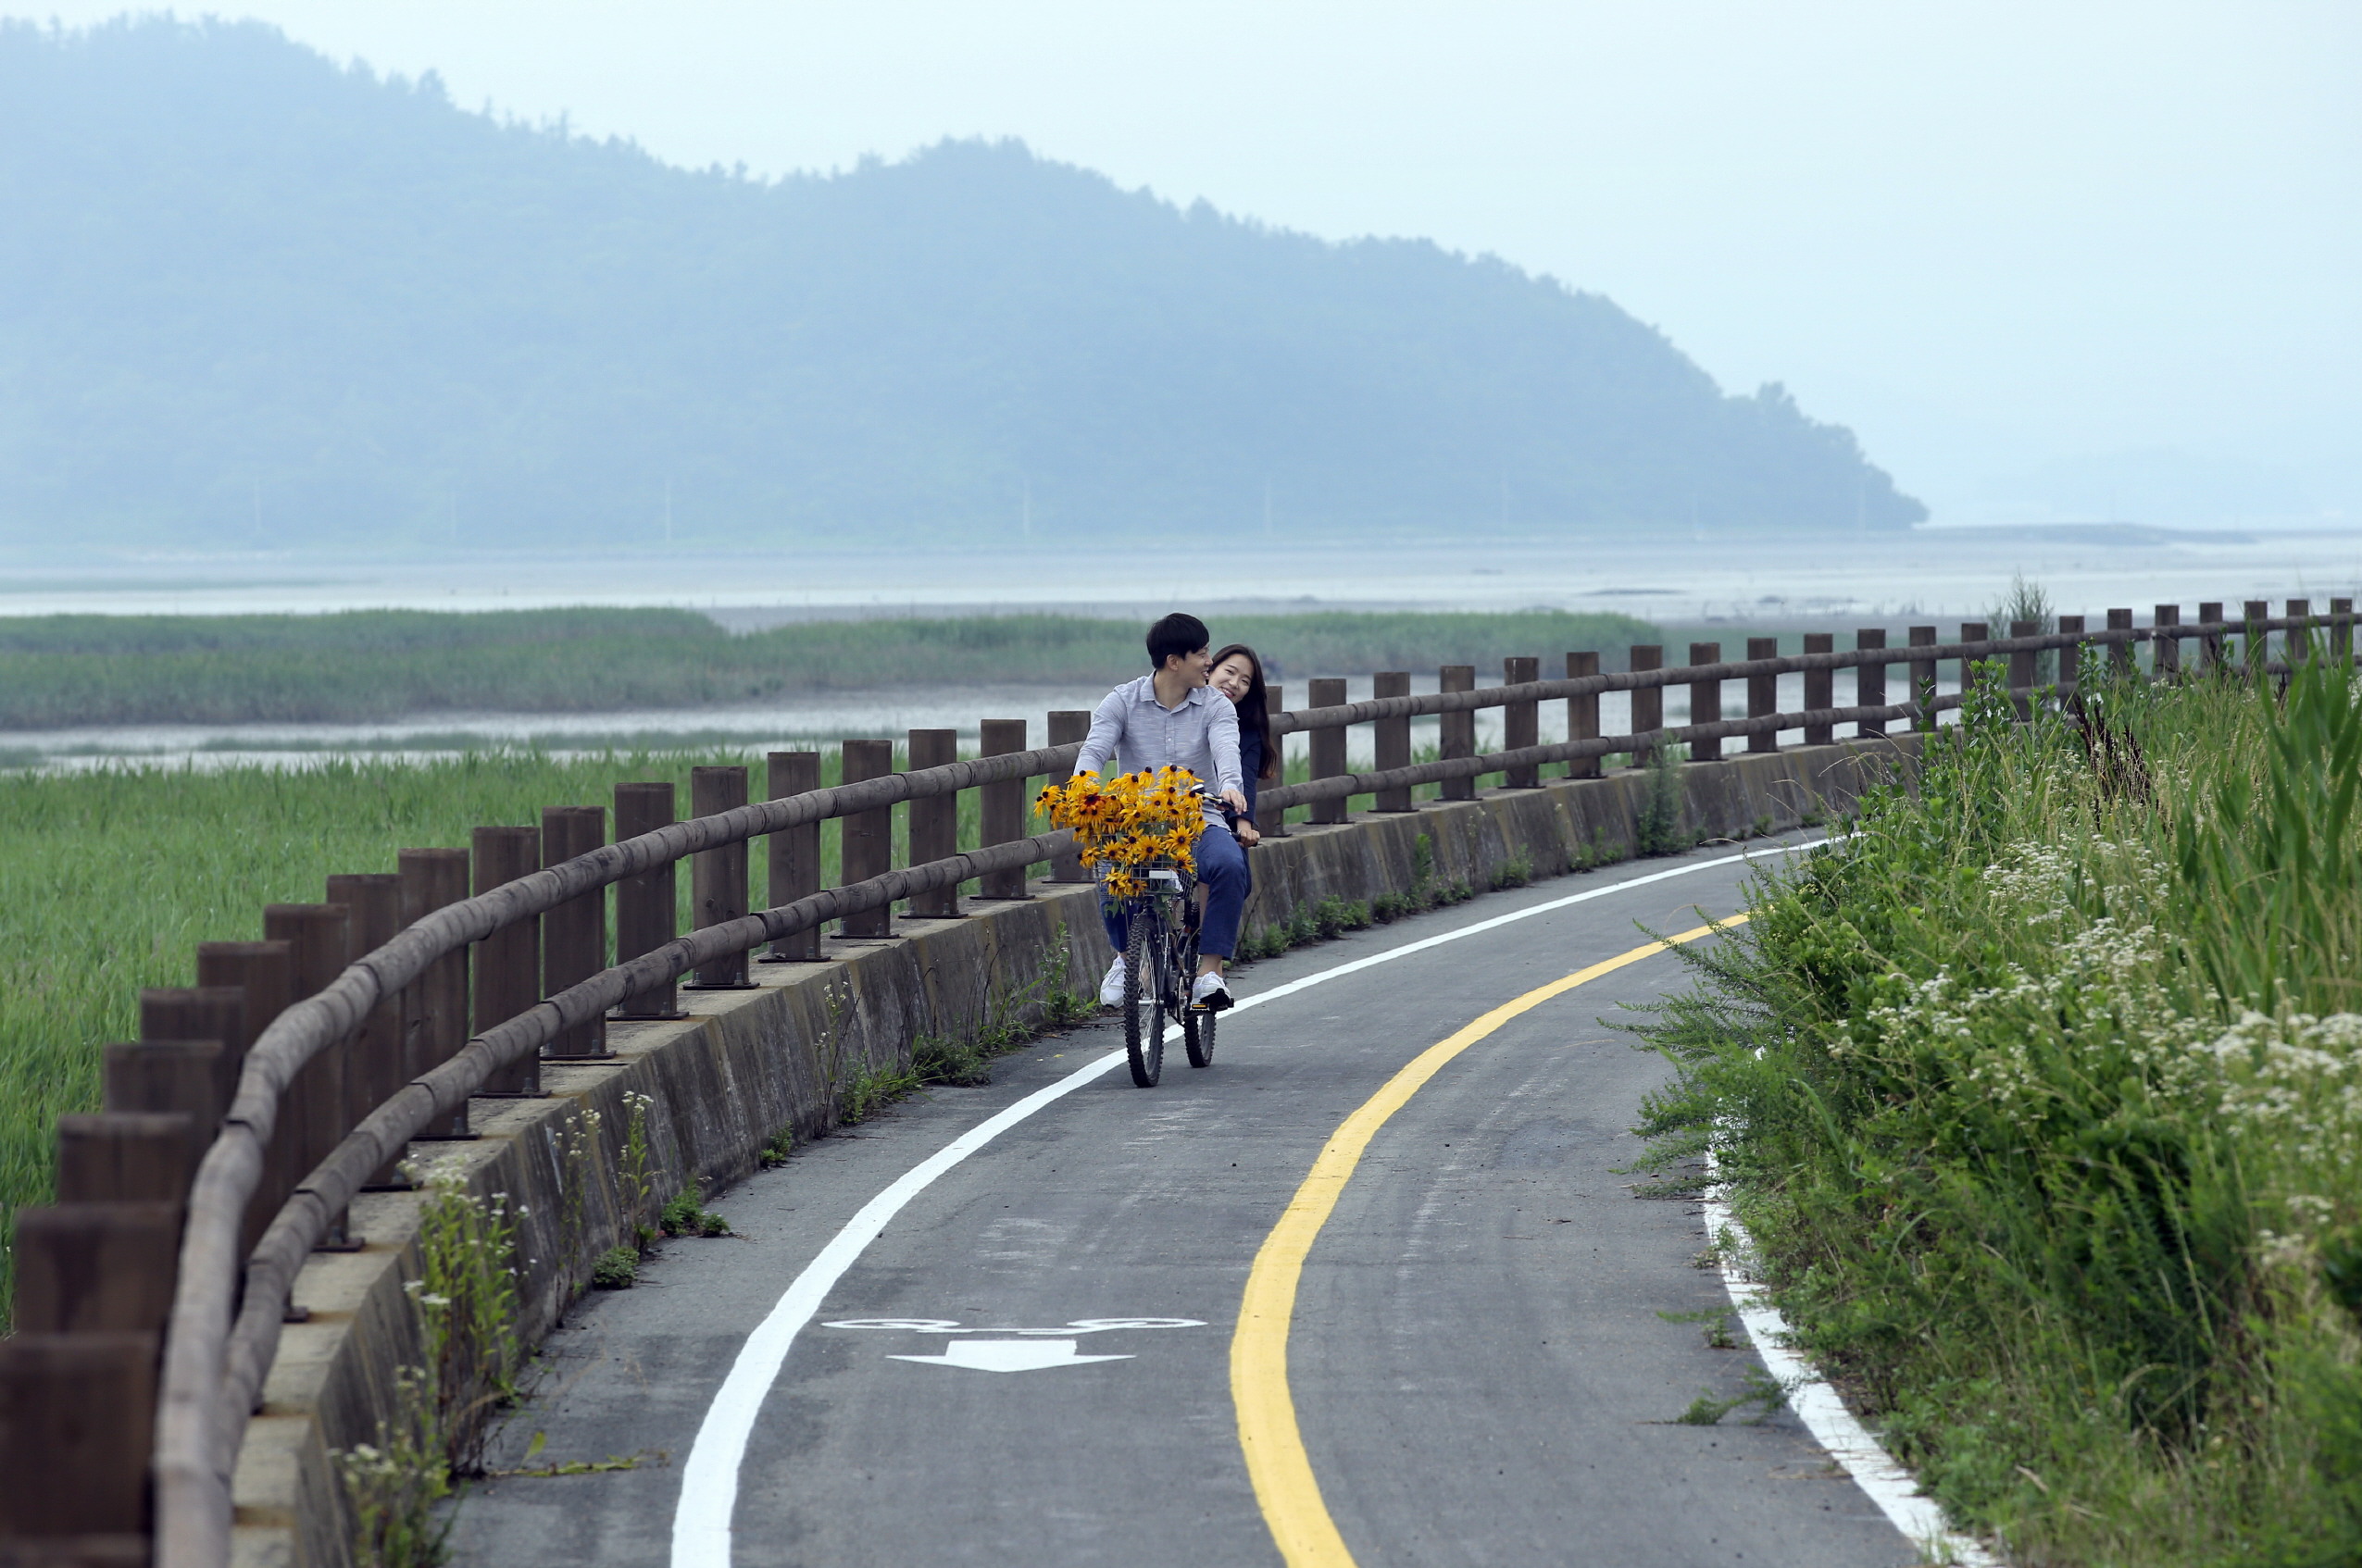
top-left (1207, 643), bottom-right (1273, 852)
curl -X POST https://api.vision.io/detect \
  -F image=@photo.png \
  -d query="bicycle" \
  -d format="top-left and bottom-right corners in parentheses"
top-left (1116, 801), bottom-right (1233, 1087)
top-left (1118, 862), bottom-right (1218, 1087)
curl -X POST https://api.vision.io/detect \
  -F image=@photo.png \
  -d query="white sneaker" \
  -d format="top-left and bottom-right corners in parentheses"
top-left (1191, 971), bottom-right (1232, 1011)
top-left (1099, 955), bottom-right (1128, 1006)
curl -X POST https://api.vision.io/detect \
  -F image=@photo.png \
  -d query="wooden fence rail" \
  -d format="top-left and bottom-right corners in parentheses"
top-left (0, 600), bottom-right (2351, 1568)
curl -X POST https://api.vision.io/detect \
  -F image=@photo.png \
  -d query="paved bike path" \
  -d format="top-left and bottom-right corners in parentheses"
top-left (449, 835), bottom-right (1916, 1567)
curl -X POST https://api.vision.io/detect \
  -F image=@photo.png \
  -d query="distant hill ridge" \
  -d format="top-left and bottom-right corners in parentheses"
top-left (0, 17), bottom-right (1926, 549)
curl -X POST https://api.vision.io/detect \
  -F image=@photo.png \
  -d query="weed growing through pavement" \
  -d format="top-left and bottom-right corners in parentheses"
top-left (619, 1091), bottom-right (656, 1251)
top-left (486, 1430), bottom-right (664, 1478)
top-left (334, 1366), bottom-right (452, 1568)
top-left (333, 1168), bottom-right (525, 1562)
top-left (1672, 1367), bottom-right (1788, 1426)
top-left (1657, 1306), bottom-right (1739, 1350)
top-left (589, 1247), bottom-right (639, 1289)
top-left (659, 1186), bottom-right (731, 1238)
top-left (553, 1105), bottom-right (602, 1263)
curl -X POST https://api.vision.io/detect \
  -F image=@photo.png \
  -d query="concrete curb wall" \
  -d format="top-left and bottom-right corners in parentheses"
top-left (237, 737), bottom-right (1915, 1567)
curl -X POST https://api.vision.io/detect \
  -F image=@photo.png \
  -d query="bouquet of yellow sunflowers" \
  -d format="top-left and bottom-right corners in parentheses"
top-left (1037, 765), bottom-right (1202, 899)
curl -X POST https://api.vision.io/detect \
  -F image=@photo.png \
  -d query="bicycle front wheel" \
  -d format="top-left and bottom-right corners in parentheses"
top-left (1122, 912), bottom-right (1164, 1087)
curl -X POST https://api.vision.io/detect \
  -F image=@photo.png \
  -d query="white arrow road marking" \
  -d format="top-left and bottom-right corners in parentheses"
top-left (889, 1338), bottom-right (1133, 1373)
top-left (824, 1316), bottom-right (1205, 1337)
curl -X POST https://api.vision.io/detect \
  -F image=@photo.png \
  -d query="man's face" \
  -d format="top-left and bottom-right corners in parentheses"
top-left (1167, 646), bottom-right (1213, 686)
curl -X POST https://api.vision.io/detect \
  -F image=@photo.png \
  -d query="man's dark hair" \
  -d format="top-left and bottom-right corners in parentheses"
top-left (1145, 613), bottom-right (1211, 670)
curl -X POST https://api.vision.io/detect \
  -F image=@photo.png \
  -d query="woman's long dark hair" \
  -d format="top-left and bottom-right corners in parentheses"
top-left (1210, 643), bottom-right (1279, 781)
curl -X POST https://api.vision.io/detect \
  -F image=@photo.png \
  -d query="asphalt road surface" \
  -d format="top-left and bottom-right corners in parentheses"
top-left (447, 833), bottom-right (1919, 1568)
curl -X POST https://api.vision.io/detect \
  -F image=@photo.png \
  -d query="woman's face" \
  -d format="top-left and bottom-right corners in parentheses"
top-left (1209, 653), bottom-right (1256, 703)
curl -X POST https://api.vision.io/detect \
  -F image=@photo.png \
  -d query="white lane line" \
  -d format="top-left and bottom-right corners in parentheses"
top-left (1705, 1168), bottom-right (2001, 1564)
top-left (669, 838), bottom-right (1825, 1568)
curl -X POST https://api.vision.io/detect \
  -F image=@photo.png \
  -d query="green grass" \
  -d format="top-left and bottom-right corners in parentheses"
top-left (0, 744), bottom-right (1062, 1327)
top-left (1635, 652), bottom-right (2362, 1563)
top-left (0, 607), bottom-right (1659, 728)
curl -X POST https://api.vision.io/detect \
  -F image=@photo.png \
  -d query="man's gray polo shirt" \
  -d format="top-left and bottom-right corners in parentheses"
top-left (1073, 676), bottom-right (1243, 821)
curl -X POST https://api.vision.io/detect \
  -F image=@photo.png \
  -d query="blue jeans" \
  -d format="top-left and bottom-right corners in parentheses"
top-left (1101, 822), bottom-right (1249, 962)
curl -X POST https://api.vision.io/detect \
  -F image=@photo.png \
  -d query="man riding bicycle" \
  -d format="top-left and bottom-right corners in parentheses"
top-left (1075, 612), bottom-right (1253, 1013)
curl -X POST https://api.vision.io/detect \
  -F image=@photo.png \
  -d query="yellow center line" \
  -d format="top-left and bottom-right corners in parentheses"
top-left (1229, 916), bottom-right (1748, 1567)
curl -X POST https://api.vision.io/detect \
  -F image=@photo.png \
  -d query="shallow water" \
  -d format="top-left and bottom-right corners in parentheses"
top-left (4, 671), bottom-right (1964, 773)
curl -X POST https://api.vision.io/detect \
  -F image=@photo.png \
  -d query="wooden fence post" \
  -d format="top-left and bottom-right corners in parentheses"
top-left (2057, 615), bottom-right (2084, 694)
top-left (470, 826), bottom-right (541, 1096)
top-left (1440, 666), bottom-right (1476, 800)
top-left (1688, 644), bottom-right (1722, 762)
top-left (1503, 658), bottom-right (1541, 785)
top-left (838, 740), bottom-right (897, 932)
top-left (610, 785), bottom-right (683, 1014)
top-left (2152, 604), bottom-right (2182, 679)
top-left (322, 874), bottom-right (405, 1185)
top-left (1372, 673), bottom-right (1413, 810)
top-left (398, 847), bottom-right (477, 1130)
top-left (1959, 623), bottom-right (1991, 707)
top-left (2333, 597), bottom-right (2355, 666)
top-left (1907, 627), bottom-right (1937, 729)
top-left (102, 1042), bottom-right (218, 1151)
top-left (688, 766), bottom-right (753, 986)
top-left (977, 721), bottom-right (1030, 900)
top-left (1855, 629), bottom-right (1887, 738)
top-left (2198, 602), bottom-right (2225, 675)
top-left (1745, 638), bottom-right (1778, 752)
top-left (138, 987), bottom-right (245, 1127)
top-left (1566, 653), bottom-right (1601, 777)
top-left (1802, 634), bottom-right (1833, 746)
top-left (2107, 608), bottom-right (2135, 678)
top-left (761, 753), bottom-right (822, 958)
top-left (2007, 620), bottom-right (2040, 718)
top-left (1260, 689), bottom-right (1290, 835)
top-left (0, 1331), bottom-right (157, 1540)
top-left (2243, 601), bottom-right (2268, 679)
top-left (1047, 712), bottom-right (1094, 876)
top-left (260, 904), bottom-right (351, 1226)
top-left (906, 729), bottom-right (959, 918)
top-left (1309, 678), bottom-right (1348, 822)
top-left (2289, 598), bottom-right (2313, 664)
top-left (12, 1202), bottom-right (181, 1334)
top-left (1629, 645), bottom-right (1664, 764)
top-left (57, 1112), bottom-right (199, 1205)
top-left (539, 808), bottom-right (610, 1052)
top-left (194, 940), bottom-right (292, 1250)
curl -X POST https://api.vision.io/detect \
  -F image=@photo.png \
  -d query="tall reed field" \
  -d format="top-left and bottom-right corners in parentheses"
top-left (1637, 648), bottom-right (2362, 1563)
top-left (0, 606), bottom-right (1658, 728)
top-left (0, 744), bottom-right (1063, 1327)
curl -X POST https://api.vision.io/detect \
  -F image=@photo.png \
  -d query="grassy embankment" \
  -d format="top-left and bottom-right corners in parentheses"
top-left (0, 607), bottom-right (1659, 729)
top-left (1639, 648), bottom-right (2362, 1562)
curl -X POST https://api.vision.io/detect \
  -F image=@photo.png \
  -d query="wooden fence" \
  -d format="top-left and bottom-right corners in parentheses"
top-left (0, 597), bottom-right (2353, 1567)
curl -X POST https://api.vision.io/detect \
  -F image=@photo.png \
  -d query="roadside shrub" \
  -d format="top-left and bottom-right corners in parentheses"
top-left (1635, 746), bottom-right (1687, 855)
top-left (1633, 650), bottom-right (2362, 1563)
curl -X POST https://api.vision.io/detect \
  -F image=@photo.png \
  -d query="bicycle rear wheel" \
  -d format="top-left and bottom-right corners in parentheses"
top-left (1122, 913), bottom-right (1164, 1087)
top-left (1181, 926), bottom-right (1217, 1068)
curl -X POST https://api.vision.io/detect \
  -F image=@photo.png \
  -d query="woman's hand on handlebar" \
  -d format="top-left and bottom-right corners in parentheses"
top-left (1233, 818), bottom-right (1262, 847)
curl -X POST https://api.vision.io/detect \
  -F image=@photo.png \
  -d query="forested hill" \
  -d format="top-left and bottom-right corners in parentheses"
top-left (0, 17), bottom-right (1926, 551)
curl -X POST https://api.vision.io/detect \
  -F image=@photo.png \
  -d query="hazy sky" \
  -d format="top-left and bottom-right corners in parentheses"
top-left (16, 2), bottom-right (2359, 524)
